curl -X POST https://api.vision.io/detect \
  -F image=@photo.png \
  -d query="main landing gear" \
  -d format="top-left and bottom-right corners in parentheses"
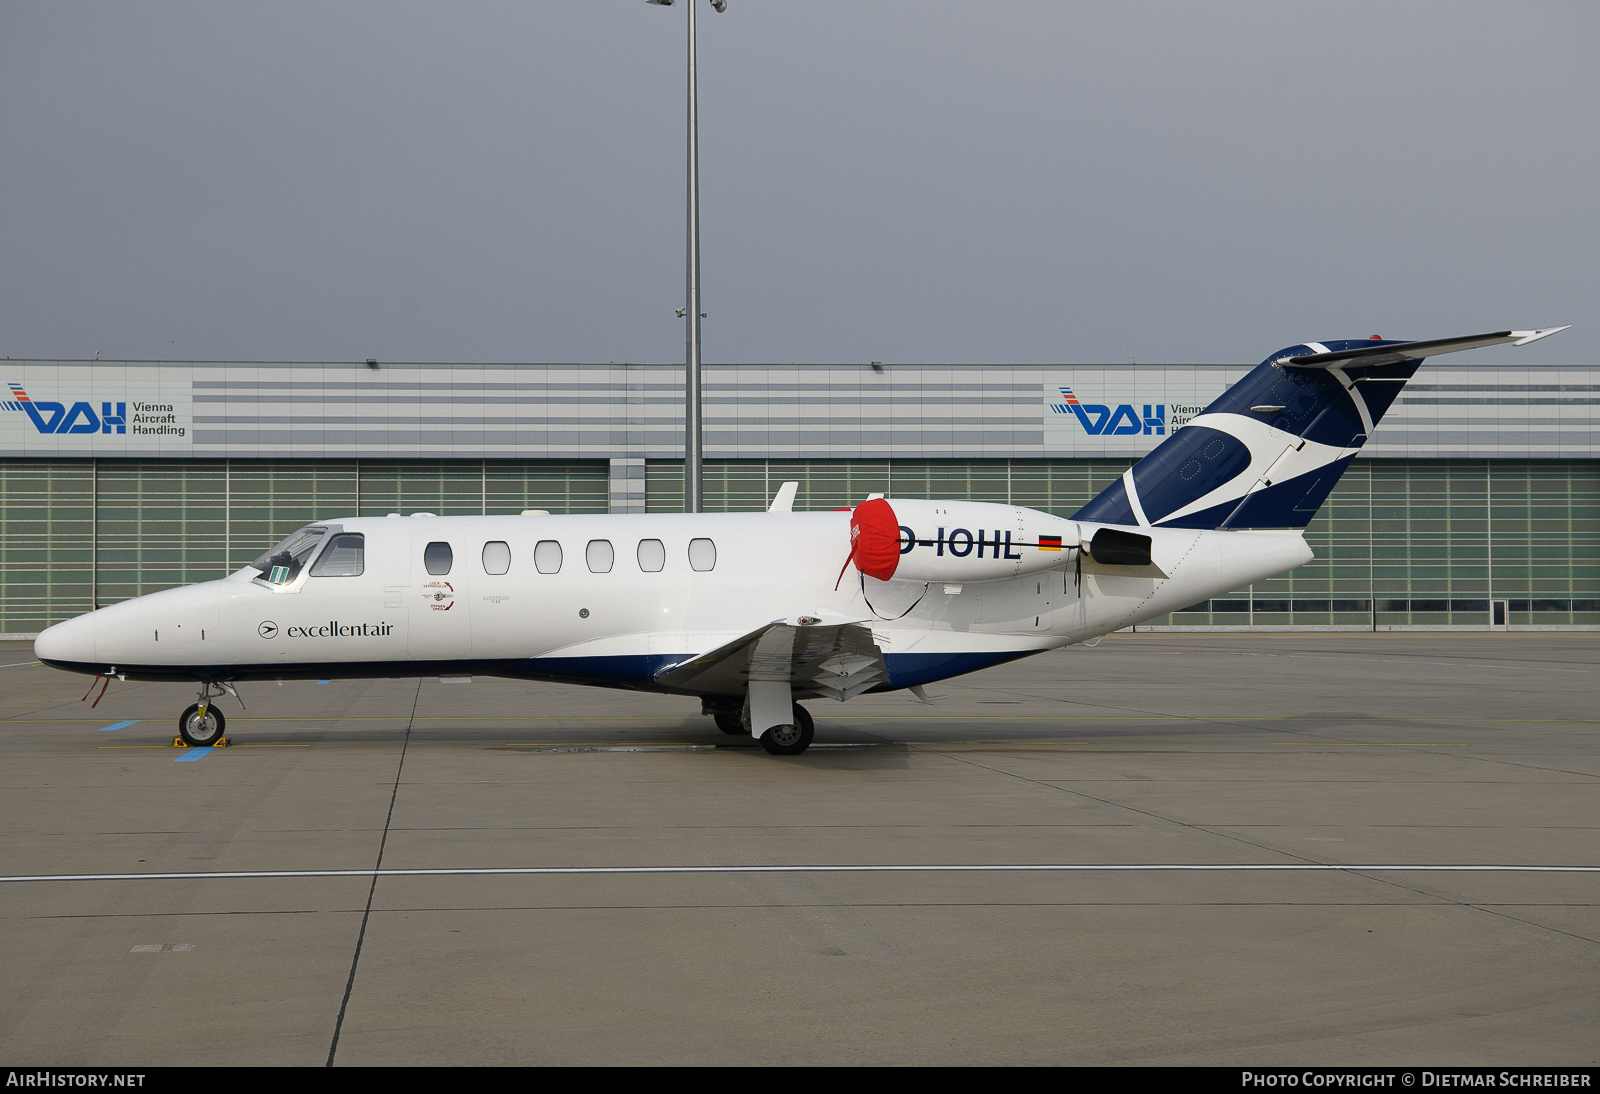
top-left (703, 697), bottom-right (749, 736)
top-left (745, 701), bottom-right (815, 756)
top-left (702, 696), bottom-right (816, 754)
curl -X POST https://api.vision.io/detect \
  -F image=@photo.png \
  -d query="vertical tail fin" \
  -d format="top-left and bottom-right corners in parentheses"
top-left (1072, 328), bottom-right (1568, 531)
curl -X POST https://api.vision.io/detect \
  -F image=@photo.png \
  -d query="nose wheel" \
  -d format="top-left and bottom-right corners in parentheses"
top-left (176, 681), bottom-right (241, 747)
top-left (178, 702), bottom-right (226, 747)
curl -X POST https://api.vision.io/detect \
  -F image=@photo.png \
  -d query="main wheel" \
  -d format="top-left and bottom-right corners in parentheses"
top-left (713, 710), bottom-right (748, 736)
top-left (758, 702), bottom-right (814, 756)
top-left (178, 703), bottom-right (225, 747)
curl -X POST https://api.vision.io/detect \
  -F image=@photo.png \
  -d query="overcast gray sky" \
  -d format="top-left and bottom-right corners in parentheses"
top-left (2, 1), bottom-right (1594, 366)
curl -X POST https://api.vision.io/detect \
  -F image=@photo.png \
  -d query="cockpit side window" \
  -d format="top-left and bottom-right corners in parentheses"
top-left (252, 526), bottom-right (327, 585)
top-left (310, 533), bottom-right (365, 577)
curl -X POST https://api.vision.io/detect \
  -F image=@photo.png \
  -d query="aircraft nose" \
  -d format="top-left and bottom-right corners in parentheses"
top-left (35, 612), bottom-right (97, 668)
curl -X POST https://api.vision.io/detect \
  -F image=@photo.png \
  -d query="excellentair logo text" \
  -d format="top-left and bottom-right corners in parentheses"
top-left (284, 621), bottom-right (396, 638)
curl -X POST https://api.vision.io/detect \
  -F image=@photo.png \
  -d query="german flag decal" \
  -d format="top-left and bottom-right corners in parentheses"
top-left (1038, 535), bottom-right (1062, 551)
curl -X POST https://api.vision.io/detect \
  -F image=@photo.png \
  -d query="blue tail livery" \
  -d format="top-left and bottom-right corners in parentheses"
top-left (1073, 328), bottom-right (1569, 531)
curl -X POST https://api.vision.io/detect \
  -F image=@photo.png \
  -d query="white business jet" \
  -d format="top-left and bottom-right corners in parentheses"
top-left (35, 328), bottom-right (1567, 754)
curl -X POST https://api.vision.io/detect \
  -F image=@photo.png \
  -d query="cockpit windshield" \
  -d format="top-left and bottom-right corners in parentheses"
top-left (250, 526), bottom-right (327, 585)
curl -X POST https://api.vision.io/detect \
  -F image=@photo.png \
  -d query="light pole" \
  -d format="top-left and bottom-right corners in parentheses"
top-left (649, 0), bottom-right (726, 512)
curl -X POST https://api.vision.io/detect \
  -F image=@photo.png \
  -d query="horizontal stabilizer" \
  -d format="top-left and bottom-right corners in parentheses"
top-left (1283, 327), bottom-right (1569, 369)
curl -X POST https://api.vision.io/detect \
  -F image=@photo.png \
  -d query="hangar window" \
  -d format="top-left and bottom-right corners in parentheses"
top-left (310, 533), bottom-right (364, 577)
top-left (586, 539), bottom-right (614, 573)
top-left (482, 541), bottom-right (511, 575)
top-left (252, 525), bottom-right (326, 585)
top-left (636, 539), bottom-right (665, 572)
top-left (534, 540), bottom-right (563, 574)
top-left (688, 537), bottom-right (716, 572)
top-left (424, 541), bottom-right (453, 575)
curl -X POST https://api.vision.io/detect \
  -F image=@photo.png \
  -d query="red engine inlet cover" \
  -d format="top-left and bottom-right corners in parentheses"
top-left (850, 498), bottom-right (901, 581)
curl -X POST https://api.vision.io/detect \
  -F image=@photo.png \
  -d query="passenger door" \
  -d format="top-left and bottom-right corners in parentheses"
top-left (408, 533), bottom-right (472, 660)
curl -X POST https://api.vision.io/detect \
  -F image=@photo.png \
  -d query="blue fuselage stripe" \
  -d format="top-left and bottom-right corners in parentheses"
top-left (40, 648), bottom-right (1050, 695)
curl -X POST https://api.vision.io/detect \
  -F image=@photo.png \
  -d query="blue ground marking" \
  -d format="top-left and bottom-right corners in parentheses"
top-left (175, 747), bottom-right (214, 762)
top-left (316, 680), bottom-right (330, 684)
top-left (98, 720), bottom-right (140, 732)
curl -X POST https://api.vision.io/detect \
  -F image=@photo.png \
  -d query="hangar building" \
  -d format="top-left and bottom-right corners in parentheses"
top-left (1, 357), bottom-right (1594, 635)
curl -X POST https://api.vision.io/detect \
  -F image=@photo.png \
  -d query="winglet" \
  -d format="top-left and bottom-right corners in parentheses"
top-left (1512, 326), bottom-right (1570, 346)
top-left (768, 481), bottom-right (799, 513)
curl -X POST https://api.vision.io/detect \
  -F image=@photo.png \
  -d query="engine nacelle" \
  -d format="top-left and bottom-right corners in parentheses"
top-left (850, 497), bottom-right (1078, 584)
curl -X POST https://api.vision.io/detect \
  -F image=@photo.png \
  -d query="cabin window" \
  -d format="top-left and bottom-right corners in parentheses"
top-left (534, 540), bottom-right (563, 574)
top-left (688, 537), bottom-right (716, 572)
top-left (310, 533), bottom-right (365, 577)
top-left (252, 526), bottom-right (327, 585)
top-left (586, 539), bottom-right (614, 573)
top-left (424, 541), bottom-right (453, 576)
top-left (482, 541), bottom-right (511, 575)
top-left (636, 538), bottom-right (665, 572)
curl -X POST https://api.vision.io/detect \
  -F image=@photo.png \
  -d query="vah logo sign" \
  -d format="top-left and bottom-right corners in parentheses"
top-left (1050, 386), bottom-right (1168, 436)
top-left (0, 369), bottom-right (193, 450)
top-left (5, 385), bottom-right (184, 437)
top-left (1042, 376), bottom-right (1228, 453)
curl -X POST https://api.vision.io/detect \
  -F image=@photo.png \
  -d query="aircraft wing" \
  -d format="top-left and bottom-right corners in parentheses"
top-left (653, 618), bottom-right (887, 701)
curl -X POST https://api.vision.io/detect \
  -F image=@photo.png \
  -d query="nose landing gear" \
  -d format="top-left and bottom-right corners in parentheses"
top-left (176, 681), bottom-right (240, 747)
top-left (177, 702), bottom-right (226, 747)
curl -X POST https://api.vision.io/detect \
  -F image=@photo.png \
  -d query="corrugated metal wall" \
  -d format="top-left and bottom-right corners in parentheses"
top-left (1, 455), bottom-right (1592, 634)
